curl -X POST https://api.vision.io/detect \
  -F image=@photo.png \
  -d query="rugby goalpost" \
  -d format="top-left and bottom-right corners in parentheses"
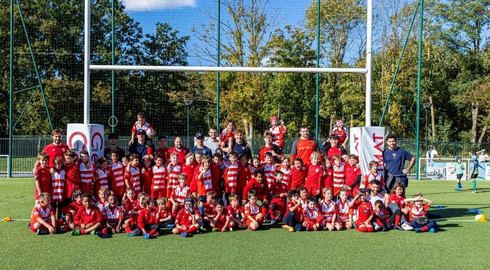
top-left (79, 0), bottom-right (381, 173)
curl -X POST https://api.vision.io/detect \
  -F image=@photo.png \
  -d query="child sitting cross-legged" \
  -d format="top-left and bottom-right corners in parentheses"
top-left (405, 193), bottom-right (439, 233)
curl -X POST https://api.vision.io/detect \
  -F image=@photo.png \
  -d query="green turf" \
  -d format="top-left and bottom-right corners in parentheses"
top-left (1, 178), bottom-right (489, 270)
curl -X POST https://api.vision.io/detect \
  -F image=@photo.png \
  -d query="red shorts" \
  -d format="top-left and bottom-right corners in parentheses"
top-left (30, 219), bottom-right (63, 232)
top-left (80, 182), bottom-right (94, 195)
top-left (245, 215), bottom-right (263, 227)
top-left (305, 185), bottom-right (318, 196)
top-left (151, 189), bottom-right (166, 199)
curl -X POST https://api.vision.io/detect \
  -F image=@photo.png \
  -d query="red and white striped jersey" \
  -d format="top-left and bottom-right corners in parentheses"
top-left (51, 169), bottom-right (66, 202)
top-left (106, 205), bottom-right (123, 225)
top-left (298, 197), bottom-right (308, 210)
top-left (270, 125), bottom-right (287, 147)
top-left (224, 162), bottom-right (239, 191)
top-left (166, 163), bottom-right (181, 192)
top-left (111, 161), bottom-right (125, 188)
top-left (126, 166), bottom-right (141, 193)
top-left (171, 185), bottom-right (191, 204)
top-left (201, 169), bottom-right (213, 193)
top-left (262, 163), bottom-right (276, 188)
top-left (244, 202), bottom-right (260, 217)
top-left (95, 169), bottom-right (110, 190)
top-left (361, 172), bottom-right (384, 189)
top-left (31, 204), bottom-right (54, 225)
top-left (279, 166), bottom-right (292, 188)
top-left (131, 121), bottom-right (155, 137)
top-left (302, 208), bottom-right (320, 222)
top-left (332, 163), bottom-right (345, 189)
top-left (336, 199), bottom-right (351, 222)
top-left (79, 161), bottom-right (95, 184)
top-left (318, 200), bottom-right (337, 222)
top-left (96, 200), bottom-right (109, 217)
top-left (408, 203), bottom-right (430, 221)
top-left (151, 165), bottom-right (166, 191)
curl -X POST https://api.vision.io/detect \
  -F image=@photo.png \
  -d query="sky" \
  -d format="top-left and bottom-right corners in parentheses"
top-left (122, 0), bottom-right (316, 65)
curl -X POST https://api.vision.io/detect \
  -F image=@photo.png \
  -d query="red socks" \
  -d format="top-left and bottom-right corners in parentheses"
top-left (395, 215), bottom-right (401, 226)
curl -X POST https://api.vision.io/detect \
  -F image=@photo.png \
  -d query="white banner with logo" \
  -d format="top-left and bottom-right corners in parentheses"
top-left (67, 123), bottom-right (105, 163)
top-left (350, 127), bottom-right (385, 175)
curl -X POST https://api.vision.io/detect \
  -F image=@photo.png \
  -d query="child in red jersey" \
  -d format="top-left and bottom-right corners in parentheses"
top-left (34, 152), bottom-right (51, 204)
top-left (151, 155), bottom-right (167, 199)
top-left (154, 136), bottom-right (170, 163)
top-left (224, 152), bottom-right (239, 199)
top-left (197, 157), bottom-right (213, 202)
top-left (298, 187), bottom-right (308, 210)
top-left (95, 188), bottom-right (109, 219)
top-left (237, 154), bottom-right (250, 200)
top-left (344, 154), bottom-right (361, 197)
top-left (156, 198), bottom-right (173, 228)
top-left (300, 196), bottom-right (322, 231)
top-left (259, 131), bottom-right (283, 163)
top-left (405, 193), bottom-right (439, 233)
top-left (130, 112), bottom-right (156, 145)
top-left (332, 117), bottom-right (349, 148)
top-left (282, 189), bottom-right (303, 232)
top-left (125, 154), bottom-right (142, 195)
top-left (95, 157), bottom-right (111, 195)
top-left (172, 197), bottom-right (202, 237)
top-left (290, 158), bottom-right (306, 190)
top-left (323, 158), bottom-right (333, 190)
top-left (318, 188), bottom-right (340, 231)
top-left (79, 150), bottom-right (95, 195)
top-left (305, 151), bottom-right (323, 196)
top-left (244, 190), bottom-right (264, 231)
top-left (361, 160), bottom-right (386, 192)
top-left (349, 189), bottom-right (374, 233)
top-left (121, 188), bottom-right (139, 232)
top-left (171, 173), bottom-right (191, 216)
top-left (220, 119), bottom-right (235, 153)
top-left (323, 134), bottom-right (347, 161)
top-left (372, 200), bottom-right (394, 231)
top-left (332, 155), bottom-right (345, 197)
top-left (227, 194), bottom-right (246, 230)
top-left (30, 193), bottom-right (60, 234)
top-left (140, 155), bottom-right (153, 195)
top-left (387, 182), bottom-right (409, 229)
top-left (71, 194), bottom-right (107, 237)
top-left (202, 191), bottom-right (217, 227)
top-left (269, 171), bottom-right (288, 224)
top-left (128, 196), bottom-right (161, 239)
top-left (210, 199), bottom-right (231, 232)
top-left (242, 169), bottom-right (269, 210)
top-left (166, 152), bottom-right (182, 198)
top-left (262, 152), bottom-right (276, 189)
top-left (278, 157), bottom-right (292, 190)
top-left (181, 153), bottom-right (195, 186)
top-left (105, 194), bottom-right (124, 234)
top-left (62, 189), bottom-right (84, 229)
top-left (269, 115), bottom-right (287, 152)
top-left (210, 153), bottom-right (223, 199)
top-left (64, 150), bottom-right (80, 201)
top-left (336, 189), bottom-right (353, 230)
top-left (51, 157), bottom-right (66, 216)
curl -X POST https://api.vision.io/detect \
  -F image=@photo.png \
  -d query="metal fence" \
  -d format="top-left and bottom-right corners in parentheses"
top-left (2, 136), bottom-right (489, 176)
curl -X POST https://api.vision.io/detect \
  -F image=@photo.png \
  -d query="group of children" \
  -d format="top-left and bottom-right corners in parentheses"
top-left (29, 115), bottom-right (439, 238)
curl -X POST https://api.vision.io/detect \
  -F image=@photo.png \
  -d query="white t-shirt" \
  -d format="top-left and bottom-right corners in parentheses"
top-left (426, 149), bottom-right (438, 163)
top-left (203, 137), bottom-right (220, 154)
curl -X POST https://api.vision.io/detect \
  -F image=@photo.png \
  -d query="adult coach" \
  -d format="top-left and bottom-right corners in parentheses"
top-left (203, 127), bottom-right (220, 154)
top-left (168, 136), bottom-right (190, 163)
top-left (383, 134), bottom-right (416, 192)
top-left (425, 145), bottom-right (438, 163)
top-left (42, 128), bottom-right (69, 167)
top-left (290, 126), bottom-right (319, 164)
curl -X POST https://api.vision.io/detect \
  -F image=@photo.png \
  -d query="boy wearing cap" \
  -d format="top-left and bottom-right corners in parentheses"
top-left (128, 129), bottom-right (154, 161)
top-left (191, 133), bottom-right (213, 159)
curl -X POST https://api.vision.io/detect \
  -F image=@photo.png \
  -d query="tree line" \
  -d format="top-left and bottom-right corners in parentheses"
top-left (0, 0), bottom-right (489, 143)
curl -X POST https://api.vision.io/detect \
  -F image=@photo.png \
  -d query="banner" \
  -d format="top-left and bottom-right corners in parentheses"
top-left (67, 124), bottom-right (105, 163)
top-left (445, 162), bottom-right (467, 180)
top-left (468, 162), bottom-right (490, 180)
top-left (360, 127), bottom-right (385, 175)
top-left (349, 127), bottom-right (362, 157)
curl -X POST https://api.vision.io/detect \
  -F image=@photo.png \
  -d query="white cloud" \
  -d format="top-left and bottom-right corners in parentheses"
top-left (122, 0), bottom-right (197, 12)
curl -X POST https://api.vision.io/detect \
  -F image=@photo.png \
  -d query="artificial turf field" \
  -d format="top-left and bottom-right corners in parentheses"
top-left (0, 178), bottom-right (489, 270)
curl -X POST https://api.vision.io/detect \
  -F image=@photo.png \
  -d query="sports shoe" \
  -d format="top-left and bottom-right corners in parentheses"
top-left (394, 225), bottom-right (403, 231)
top-left (472, 190), bottom-right (478, 193)
top-left (270, 219), bottom-right (276, 225)
top-left (180, 232), bottom-right (188, 238)
top-left (127, 231), bottom-right (137, 237)
top-left (212, 228), bottom-right (219, 232)
top-left (95, 231), bottom-right (110, 238)
top-left (401, 222), bottom-right (414, 231)
top-left (454, 188), bottom-right (462, 191)
top-left (71, 230), bottom-right (80, 236)
top-left (229, 227), bottom-right (233, 232)
top-left (166, 224), bottom-right (175, 229)
top-left (144, 233), bottom-right (151, 239)
top-left (90, 230), bottom-right (96, 235)
top-left (429, 228), bottom-right (436, 233)
top-left (415, 228), bottom-right (421, 233)
top-left (36, 229), bottom-right (47, 235)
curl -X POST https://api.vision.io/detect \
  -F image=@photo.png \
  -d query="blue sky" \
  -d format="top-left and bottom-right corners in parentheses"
top-left (122, 0), bottom-right (314, 65)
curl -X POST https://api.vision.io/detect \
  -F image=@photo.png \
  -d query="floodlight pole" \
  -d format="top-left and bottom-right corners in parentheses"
top-left (365, 0), bottom-right (373, 127)
top-left (315, 0), bottom-right (320, 140)
top-left (216, 0), bottom-right (221, 134)
top-left (111, 0), bottom-right (115, 132)
top-left (8, 0), bottom-right (13, 178)
top-left (84, 0), bottom-right (91, 125)
top-left (415, 0), bottom-right (424, 180)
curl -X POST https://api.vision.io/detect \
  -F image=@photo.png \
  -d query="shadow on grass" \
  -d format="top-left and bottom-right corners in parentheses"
top-left (429, 208), bottom-right (485, 219)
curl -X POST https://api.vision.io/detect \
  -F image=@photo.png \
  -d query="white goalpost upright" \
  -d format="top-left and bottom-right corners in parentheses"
top-left (80, 0), bottom-right (379, 164)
